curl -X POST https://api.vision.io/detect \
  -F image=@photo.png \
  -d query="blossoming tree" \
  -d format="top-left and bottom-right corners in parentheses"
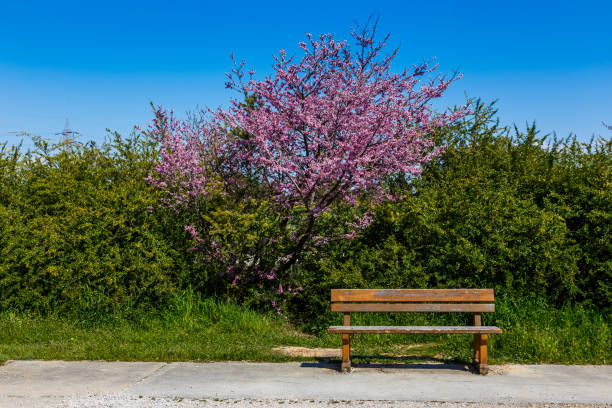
top-left (146, 22), bottom-right (466, 299)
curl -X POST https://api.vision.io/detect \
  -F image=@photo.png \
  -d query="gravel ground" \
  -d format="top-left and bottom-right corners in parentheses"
top-left (58, 396), bottom-right (612, 408)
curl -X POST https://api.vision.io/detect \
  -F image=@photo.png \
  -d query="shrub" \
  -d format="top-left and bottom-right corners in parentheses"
top-left (0, 100), bottom-right (609, 322)
top-left (293, 100), bottom-right (610, 330)
top-left (0, 134), bottom-right (204, 313)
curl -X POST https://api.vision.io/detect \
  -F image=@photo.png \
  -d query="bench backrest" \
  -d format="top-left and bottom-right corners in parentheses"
top-left (331, 289), bottom-right (495, 313)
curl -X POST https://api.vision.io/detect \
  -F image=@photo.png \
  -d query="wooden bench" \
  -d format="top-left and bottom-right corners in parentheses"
top-left (328, 289), bottom-right (502, 374)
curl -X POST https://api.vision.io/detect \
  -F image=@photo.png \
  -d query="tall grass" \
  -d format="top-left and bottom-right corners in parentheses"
top-left (0, 292), bottom-right (300, 362)
top-left (0, 292), bottom-right (609, 364)
top-left (339, 297), bottom-right (611, 364)
top-left (491, 297), bottom-right (611, 363)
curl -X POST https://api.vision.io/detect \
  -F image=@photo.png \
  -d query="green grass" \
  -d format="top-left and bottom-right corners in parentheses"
top-left (0, 293), bottom-right (609, 365)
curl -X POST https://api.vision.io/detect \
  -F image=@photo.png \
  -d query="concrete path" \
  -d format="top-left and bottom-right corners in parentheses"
top-left (0, 360), bottom-right (611, 407)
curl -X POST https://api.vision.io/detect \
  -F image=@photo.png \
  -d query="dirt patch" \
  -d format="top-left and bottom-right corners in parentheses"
top-left (273, 346), bottom-right (341, 358)
top-left (273, 344), bottom-right (440, 360)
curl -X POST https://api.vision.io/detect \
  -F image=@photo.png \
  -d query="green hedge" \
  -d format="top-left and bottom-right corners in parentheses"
top-left (293, 101), bottom-right (610, 329)
top-left (0, 101), bottom-right (610, 321)
top-left (0, 134), bottom-right (210, 314)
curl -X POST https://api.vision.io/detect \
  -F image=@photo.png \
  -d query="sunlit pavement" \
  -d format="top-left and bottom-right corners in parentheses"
top-left (0, 360), bottom-right (611, 407)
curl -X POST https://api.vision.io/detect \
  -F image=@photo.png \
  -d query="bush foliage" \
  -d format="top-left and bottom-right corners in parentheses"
top-left (297, 101), bottom-right (610, 326)
top-left (0, 135), bottom-right (203, 313)
top-left (0, 101), bottom-right (610, 321)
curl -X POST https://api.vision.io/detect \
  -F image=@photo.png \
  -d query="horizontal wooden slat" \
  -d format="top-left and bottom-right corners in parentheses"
top-left (331, 303), bottom-right (495, 313)
top-left (331, 289), bottom-right (494, 302)
top-left (328, 325), bottom-right (502, 334)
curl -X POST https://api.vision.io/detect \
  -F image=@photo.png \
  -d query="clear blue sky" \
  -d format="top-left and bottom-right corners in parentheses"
top-left (1, 0), bottom-right (611, 149)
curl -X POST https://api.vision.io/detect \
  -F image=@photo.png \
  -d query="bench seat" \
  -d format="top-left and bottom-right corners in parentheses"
top-left (329, 288), bottom-right (502, 374)
top-left (328, 325), bottom-right (502, 334)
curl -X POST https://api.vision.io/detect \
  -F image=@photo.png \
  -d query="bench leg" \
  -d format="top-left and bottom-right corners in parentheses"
top-left (341, 333), bottom-right (351, 372)
top-left (477, 334), bottom-right (488, 375)
top-left (341, 312), bottom-right (351, 372)
top-left (473, 313), bottom-right (481, 364)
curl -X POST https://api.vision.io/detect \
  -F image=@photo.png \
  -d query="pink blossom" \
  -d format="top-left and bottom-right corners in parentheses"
top-left (146, 22), bottom-right (467, 287)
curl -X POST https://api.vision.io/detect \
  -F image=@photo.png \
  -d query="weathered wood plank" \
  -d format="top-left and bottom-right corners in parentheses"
top-left (473, 313), bottom-right (482, 363)
top-left (341, 333), bottom-right (351, 372)
top-left (328, 325), bottom-right (503, 334)
top-left (331, 303), bottom-right (495, 313)
top-left (341, 313), bottom-right (351, 371)
top-left (478, 334), bottom-right (489, 375)
top-left (331, 289), bottom-right (494, 302)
